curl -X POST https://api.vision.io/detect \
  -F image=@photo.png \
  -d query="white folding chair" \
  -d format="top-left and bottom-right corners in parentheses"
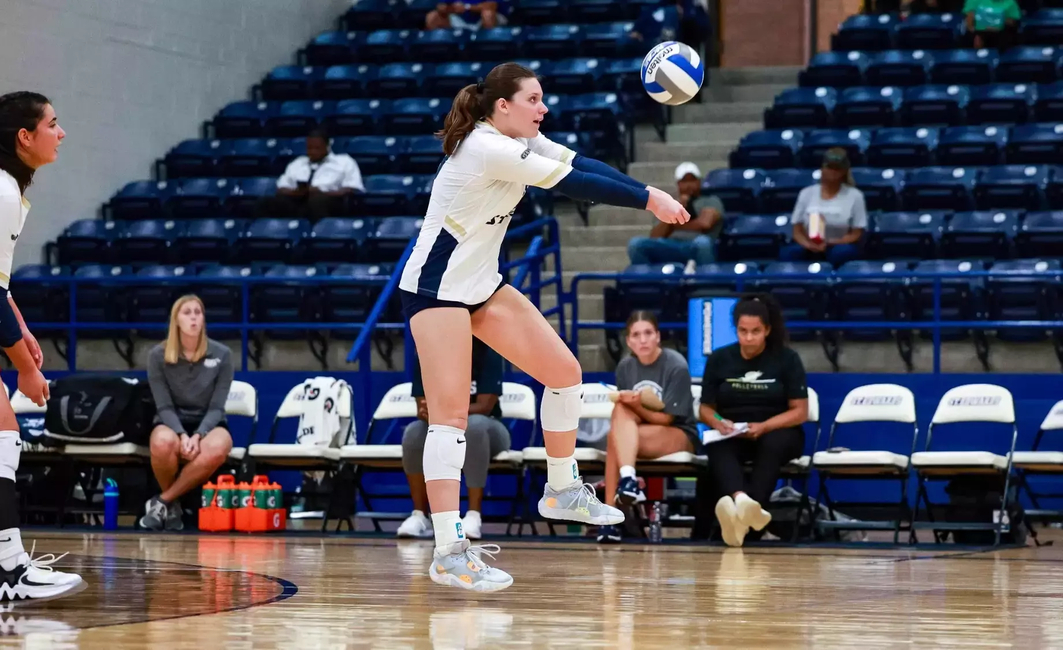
top-left (1009, 400), bottom-right (1063, 533)
top-left (521, 382), bottom-right (610, 468)
top-left (813, 384), bottom-right (917, 543)
top-left (910, 383), bottom-right (1017, 545)
top-left (247, 380), bottom-right (352, 467)
top-left (781, 386), bottom-right (820, 477)
top-left (225, 380), bottom-right (258, 463)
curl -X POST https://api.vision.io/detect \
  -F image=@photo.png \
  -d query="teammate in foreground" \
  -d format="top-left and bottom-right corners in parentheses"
top-left (0, 92), bottom-right (83, 600)
top-left (398, 63), bottom-right (689, 591)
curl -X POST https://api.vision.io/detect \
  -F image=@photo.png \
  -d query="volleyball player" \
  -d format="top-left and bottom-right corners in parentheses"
top-left (0, 92), bottom-right (83, 600)
top-left (400, 63), bottom-right (690, 591)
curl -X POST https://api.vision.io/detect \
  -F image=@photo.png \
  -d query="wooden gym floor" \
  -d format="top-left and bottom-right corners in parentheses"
top-left (5, 529), bottom-right (1063, 649)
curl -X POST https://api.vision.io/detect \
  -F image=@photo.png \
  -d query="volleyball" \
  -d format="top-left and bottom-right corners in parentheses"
top-left (641, 41), bottom-right (704, 106)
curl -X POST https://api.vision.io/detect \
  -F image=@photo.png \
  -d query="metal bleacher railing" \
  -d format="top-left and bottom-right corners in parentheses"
top-left (568, 268), bottom-right (1063, 374)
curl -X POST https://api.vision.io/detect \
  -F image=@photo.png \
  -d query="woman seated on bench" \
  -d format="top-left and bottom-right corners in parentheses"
top-left (141, 295), bottom-right (234, 531)
top-left (599, 311), bottom-right (697, 544)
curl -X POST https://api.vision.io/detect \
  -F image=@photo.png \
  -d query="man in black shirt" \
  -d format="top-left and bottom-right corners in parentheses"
top-left (699, 295), bottom-right (810, 547)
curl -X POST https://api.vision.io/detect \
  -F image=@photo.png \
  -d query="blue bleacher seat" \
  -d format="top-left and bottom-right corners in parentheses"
top-left (730, 129), bottom-right (803, 170)
top-left (612, 263), bottom-right (688, 324)
top-left (354, 175), bottom-right (419, 215)
top-left (382, 97), bottom-right (447, 135)
top-left (193, 264), bottom-right (257, 323)
top-left (363, 216), bottom-right (423, 262)
top-left (260, 65), bottom-right (323, 101)
top-left (397, 0), bottom-right (437, 28)
top-left (866, 126), bottom-right (940, 168)
top-left (907, 258), bottom-right (983, 340)
top-left (601, 57), bottom-right (646, 93)
top-left (894, 13), bottom-right (962, 50)
top-left (163, 139), bottom-right (223, 179)
top-left (866, 50), bottom-right (933, 87)
top-left (937, 126), bottom-right (1009, 167)
top-left (409, 28), bottom-right (468, 61)
top-left (466, 27), bottom-right (527, 61)
top-left (273, 137), bottom-right (305, 172)
top-left (324, 99), bottom-right (390, 136)
top-left (108, 180), bottom-right (173, 220)
top-left (581, 22), bottom-right (637, 59)
top-left (252, 265), bottom-right (323, 340)
top-left (72, 265), bottom-right (131, 337)
top-left (755, 261), bottom-right (833, 341)
top-left (266, 100), bottom-right (335, 137)
top-left (797, 128), bottom-right (870, 169)
top-left (175, 218), bottom-right (245, 264)
top-left (1034, 80), bottom-right (1063, 121)
top-left (764, 87), bottom-right (838, 129)
top-left (689, 263), bottom-right (761, 292)
top-left (866, 210), bottom-right (947, 259)
top-left (967, 83), bottom-right (1035, 125)
top-left (168, 178), bottom-right (235, 218)
top-left (512, 0), bottom-right (569, 26)
top-left (567, 92), bottom-right (624, 138)
top-left (115, 219), bottom-right (182, 264)
top-left (213, 101), bottom-right (277, 139)
top-left (217, 138), bottom-right (284, 178)
top-left (758, 168), bottom-right (817, 213)
top-left (1021, 9), bottom-right (1063, 45)
top-left (902, 166), bottom-right (979, 211)
top-left (1048, 165), bottom-right (1063, 208)
top-left (367, 62), bottom-right (425, 98)
top-left (995, 46), bottom-right (1063, 85)
top-left (425, 62), bottom-right (491, 96)
top-left (1016, 210), bottom-right (1063, 257)
top-left (302, 217), bottom-right (375, 263)
top-left (832, 260), bottom-right (911, 341)
top-left (718, 214), bottom-right (791, 262)
top-left (237, 218), bottom-right (310, 263)
top-left (9, 265), bottom-right (70, 337)
top-left (317, 65), bottom-right (376, 100)
top-left (336, 136), bottom-right (400, 176)
top-left (900, 84), bottom-right (969, 126)
top-left (975, 165), bottom-right (1050, 210)
top-left (941, 209), bottom-right (1021, 258)
top-left (525, 24), bottom-right (582, 59)
top-left (1007, 123), bottom-right (1063, 164)
top-left (831, 13), bottom-right (898, 52)
top-left (361, 29), bottom-right (414, 63)
top-left (543, 58), bottom-right (602, 96)
top-left (56, 219), bottom-right (118, 266)
top-left (303, 31), bottom-right (360, 67)
top-left (702, 168), bottom-right (767, 214)
top-left (929, 49), bottom-right (999, 86)
top-left (570, 0), bottom-right (618, 23)
top-left (128, 265), bottom-right (190, 327)
top-left (835, 86), bottom-right (902, 127)
top-left (799, 51), bottom-right (869, 89)
top-left (852, 167), bottom-right (906, 211)
top-left (342, 0), bottom-right (399, 31)
top-left (986, 259), bottom-right (1061, 342)
top-left (322, 263), bottom-right (393, 331)
top-left (397, 135), bottom-right (445, 174)
top-left (227, 177), bottom-right (277, 218)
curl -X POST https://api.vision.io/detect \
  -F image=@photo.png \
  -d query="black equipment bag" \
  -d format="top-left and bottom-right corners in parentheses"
top-left (43, 374), bottom-right (156, 445)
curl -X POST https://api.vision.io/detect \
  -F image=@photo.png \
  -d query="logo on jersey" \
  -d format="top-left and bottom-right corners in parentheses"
top-left (9, 234), bottom-right (16, 242)
top-left (725, 371), bottom-right (777, 391)
top-left (521, 148), bottom-right (531, 160)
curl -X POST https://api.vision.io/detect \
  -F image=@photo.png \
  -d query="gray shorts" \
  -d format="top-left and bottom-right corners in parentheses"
top-left (401, 414), bottom-right (512, 489)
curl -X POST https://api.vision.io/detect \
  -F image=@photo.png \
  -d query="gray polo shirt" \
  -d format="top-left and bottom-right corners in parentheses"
top-left (791, 184), bottom-right (868, 241)
top-left (146, 339), bottom-right (234, 435)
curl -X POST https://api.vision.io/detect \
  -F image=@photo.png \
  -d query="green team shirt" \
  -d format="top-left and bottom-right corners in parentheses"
top-left (964, 0), bottom-right (1021, 31)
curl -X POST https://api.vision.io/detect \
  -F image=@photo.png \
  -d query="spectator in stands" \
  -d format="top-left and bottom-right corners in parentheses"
top-left (963, 0), bottom-right (1020, 49)
top-left (627, 162), bottom-right (723, 269)
top-left (256, 129), bottom-right (363, 221)
top-left (141, 295), bottom-right (234, 531)
top-left (698, 294), bottom-right (808, 547)
top-left (396, 339), bottom-right (511, 541)
top-left (781, 148), bottom-right (867, 268)
top-left (599, 311), bottom-right (696, 543)
top-left (630, 0), bottom-right (711, 53)
top-left (425, 2), bottom-right (509, 31)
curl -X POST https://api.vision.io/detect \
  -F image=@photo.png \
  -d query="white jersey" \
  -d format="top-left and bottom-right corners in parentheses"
top-left (0, 170), bottom-right (28, 292)
top-left (399, 122), bottom-right (575, 304)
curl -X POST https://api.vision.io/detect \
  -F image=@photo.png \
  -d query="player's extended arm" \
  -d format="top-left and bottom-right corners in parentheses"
top-left (570, 155), bottom-right (647, 191)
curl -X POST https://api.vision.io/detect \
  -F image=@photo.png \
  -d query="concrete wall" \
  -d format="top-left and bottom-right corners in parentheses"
top-left (0, 0), bottom-right (349, 268)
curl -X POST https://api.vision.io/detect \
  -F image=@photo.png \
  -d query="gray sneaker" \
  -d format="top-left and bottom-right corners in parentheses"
top-left (138, 497), bottom-right (167, 531)
top-left (538, 480), bottom-right (625, 526)
top-left (165, 501), bottom-right (184, 531)
top-left (428, 542), bottom-right (514, 593)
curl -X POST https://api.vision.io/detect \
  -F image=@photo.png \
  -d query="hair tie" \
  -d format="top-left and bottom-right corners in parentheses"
top-left (476, 81), bottom-right (485, 94)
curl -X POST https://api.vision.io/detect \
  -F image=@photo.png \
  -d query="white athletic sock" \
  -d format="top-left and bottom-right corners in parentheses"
top-left (619, 465), bottom-right (636, 480)
top-left (546, 455), bottom-right (580, 491)
top-left (432, 511), bottom-right (465, 555)
top-left (0, 528), bottom-right (24, 570)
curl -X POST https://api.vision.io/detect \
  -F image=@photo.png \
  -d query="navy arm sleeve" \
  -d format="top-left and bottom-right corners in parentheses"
top-left (571, 155), bottom-right (647, 192)
top-left (552, 168), bottom-right (650, 210)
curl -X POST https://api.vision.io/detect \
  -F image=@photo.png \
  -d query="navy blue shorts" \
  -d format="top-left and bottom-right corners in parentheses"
top-left (400, 279), bottom-right (506, 321)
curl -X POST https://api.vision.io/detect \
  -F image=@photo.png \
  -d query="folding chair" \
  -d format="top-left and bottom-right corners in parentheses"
top-left (813, 383), bottom-right (917, 544)
top-left (225, 380), bottom-right (258, 466)
top-left (1009, 400), bottom-right (1063, 539)
top-left (910, 384), bottom-right (1017, 545)
top-left (339, 382), bottom-right (533, 534)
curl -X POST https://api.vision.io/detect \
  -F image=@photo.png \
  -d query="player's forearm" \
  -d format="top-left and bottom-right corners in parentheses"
top-left (551, 169), bottom-right (649, 210)
top-left (571, 156), bottom-right (647, 191)
top-left (3, 340), bottom-right (37, 374)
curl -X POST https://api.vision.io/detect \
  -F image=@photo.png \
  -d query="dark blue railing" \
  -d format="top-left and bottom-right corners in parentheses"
top-left (567, 269), bottom-right (1063, 374)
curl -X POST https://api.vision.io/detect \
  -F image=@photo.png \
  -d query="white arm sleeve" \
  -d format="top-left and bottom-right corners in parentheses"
top-left (527, 134), bottom-right (576, 164)
top-left (479, 135), bottom-right (574, 189)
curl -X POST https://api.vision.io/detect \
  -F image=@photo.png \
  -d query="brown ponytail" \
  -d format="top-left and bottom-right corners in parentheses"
top-left (436, 62), bottom-right (538, 156)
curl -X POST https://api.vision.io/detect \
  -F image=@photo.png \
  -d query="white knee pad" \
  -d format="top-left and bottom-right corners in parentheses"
top-left (0, 431), bottom-right (20, 482)
top-left (422, 425), bottom-right (466, 482)
top-left (541, 384), bottom-right (584, 433)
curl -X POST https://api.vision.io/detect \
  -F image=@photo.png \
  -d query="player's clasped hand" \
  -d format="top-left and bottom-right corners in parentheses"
top-left (18, 369), bottom-right (49, 407)
top-left (645, 186), bottom-right (690, 225)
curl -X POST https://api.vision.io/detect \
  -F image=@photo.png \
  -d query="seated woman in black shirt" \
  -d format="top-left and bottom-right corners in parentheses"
top-left (699, 294), bottom-right (809, 547)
